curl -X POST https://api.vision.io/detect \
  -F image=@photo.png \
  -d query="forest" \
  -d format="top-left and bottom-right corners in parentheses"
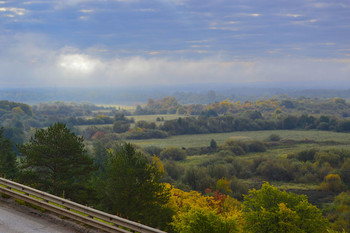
top-left (1, 95), bottom-right (350, 232)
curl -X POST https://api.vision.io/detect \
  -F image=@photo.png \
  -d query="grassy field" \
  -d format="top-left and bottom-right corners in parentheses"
top-left (127, 130), bottom-right (350, 148)
top-left (128, 129), bottom-right (350, 171)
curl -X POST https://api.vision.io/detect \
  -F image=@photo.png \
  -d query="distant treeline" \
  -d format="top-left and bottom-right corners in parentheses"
top-left (159, 114), bottom-right (350, 136)
top-left (135, 96), bottom-right (350, 117)
top-left (3, 86), bottom-right (350, 105)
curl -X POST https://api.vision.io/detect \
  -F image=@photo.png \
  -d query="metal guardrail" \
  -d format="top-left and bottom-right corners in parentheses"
top-left (0, 177), bottom-right (166, 233)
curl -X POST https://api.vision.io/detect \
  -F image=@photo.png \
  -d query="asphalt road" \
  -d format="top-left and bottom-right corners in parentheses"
top-left (0, 203), bottom-right (77, 233)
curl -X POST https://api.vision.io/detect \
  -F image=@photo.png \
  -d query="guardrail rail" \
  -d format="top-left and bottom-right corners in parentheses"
top-left (0, 177), bottom-right (166, 233)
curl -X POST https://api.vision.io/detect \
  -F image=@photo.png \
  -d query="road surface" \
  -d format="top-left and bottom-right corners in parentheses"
top-left (0, 203), bottom-right (77, 233)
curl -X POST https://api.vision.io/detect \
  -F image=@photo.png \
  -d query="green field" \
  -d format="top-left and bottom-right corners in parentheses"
top-left (127, 130), bottom-right (350, 148)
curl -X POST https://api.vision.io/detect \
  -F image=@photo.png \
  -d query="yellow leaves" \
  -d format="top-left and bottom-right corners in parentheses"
top-left (152, 155), bottom-right (165, 174)
top-left (167, 186), bottom-right (210, 212)
top-left (325, 174), bottom-right (341, 182)
top-left (319, 174), bottom-right (343, 192)
top-left (165, 184), bottom-right (242, 232)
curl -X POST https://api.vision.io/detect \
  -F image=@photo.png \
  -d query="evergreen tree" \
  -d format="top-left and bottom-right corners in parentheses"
top-left (0, 127), bottom-right (18, 179)
top-left (19, 122), bottom-right (95, 201)
top-left (99, 143), bottom-right (173, 229)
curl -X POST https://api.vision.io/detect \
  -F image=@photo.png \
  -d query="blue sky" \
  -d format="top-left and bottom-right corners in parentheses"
top-left (0, 0), bottom-right (349, 88)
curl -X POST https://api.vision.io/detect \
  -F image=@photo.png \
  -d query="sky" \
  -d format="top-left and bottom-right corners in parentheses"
top-left (0, 0), bottom-right (349, 88)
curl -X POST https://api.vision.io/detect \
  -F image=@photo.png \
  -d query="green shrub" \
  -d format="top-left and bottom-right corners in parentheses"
top-left (160, 147), bottom-right (187, 161)
top-left (268, 134), bottom-right (281, 141)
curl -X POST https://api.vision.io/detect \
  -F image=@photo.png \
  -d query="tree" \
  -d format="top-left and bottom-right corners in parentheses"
top-left (168, 185), bottom-right (241, 233)
top-left (99, 143), bottom-right (173, 229)
top-left (113, 113), bottom-right (130, 133)
top-left (243, 182), bottom-right (329, 233)
top-left (329, 191), bottom-right (350, 232)
top-left (0, 127), bottom-right (18, 179)
top-left (19, 123), bottom-right (94, 201)
top-left (113, 121), bottom-right (130, 133)
top-left (210, 139), bottom-right (218, 149)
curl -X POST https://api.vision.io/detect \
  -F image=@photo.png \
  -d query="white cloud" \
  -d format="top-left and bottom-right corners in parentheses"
top-left (80, 9), bottom-right (94, 13)
top-left (283, 14), bottom-right (302, 18)
top-left (57, 53), bottom-right (103, 74)
top-left (1, 34), bottom-right (350, 88)
top-left (79, 16), bottom-right (89, 20)
top-left (0, 7), bottom-right (27, 16)
top-left (291, 19), bottom-right (318, 25)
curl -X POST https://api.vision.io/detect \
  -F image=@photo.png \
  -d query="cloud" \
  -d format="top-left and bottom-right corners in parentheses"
top-left (209, 21), bottom-right (239, 31)
top-left (79, 16), bottom-right (89, 20)
top-left (80, 9), bottom-right (94, 13)
top-left (57, 54), bottom-right (103, 74)
top-left (280, 13), bottom-right (302, 18)
top-left (0, 7), bottom-right (27, 16)
top-left (238, 13), bottom-right (261, 17)
top-left (1, 36), bottom-right (349, 88)
top-left (54, 0), bottom-right (90, 9)
top-left (291, 19), bottom-right (318, 25)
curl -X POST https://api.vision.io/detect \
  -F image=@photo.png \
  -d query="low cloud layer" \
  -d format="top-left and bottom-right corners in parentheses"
top-left (1, 37), bottom-right (349, 88)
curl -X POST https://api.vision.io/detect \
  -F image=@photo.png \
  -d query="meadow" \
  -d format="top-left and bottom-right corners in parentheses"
top-left (127, 130), bottom-right (350, 148)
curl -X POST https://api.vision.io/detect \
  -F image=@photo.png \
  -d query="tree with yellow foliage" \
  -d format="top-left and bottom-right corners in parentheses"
top-left (166, 185), bottom-right (242, 233)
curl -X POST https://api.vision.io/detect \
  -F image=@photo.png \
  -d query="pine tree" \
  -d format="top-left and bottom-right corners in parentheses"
top-left (19, 122), bottom-right (94, 201)
top-left (99, 143), bottom-right (173, 229)
top-left (0, 127), bottom-right (18, 179)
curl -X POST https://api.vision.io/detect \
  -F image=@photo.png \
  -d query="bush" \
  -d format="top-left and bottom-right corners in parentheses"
top-left (256, 158), bottom-right (294, 181)
top-left (319, 174), bottom-right (344, 193)
top-left (268, 134), bottom-right (281, 141)
top-left (160, 147), bottom-right (187, 161)
top-left (247, 141), bottom-right (266, 152)
top-left (296, 149), bottom-right (318, 162)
